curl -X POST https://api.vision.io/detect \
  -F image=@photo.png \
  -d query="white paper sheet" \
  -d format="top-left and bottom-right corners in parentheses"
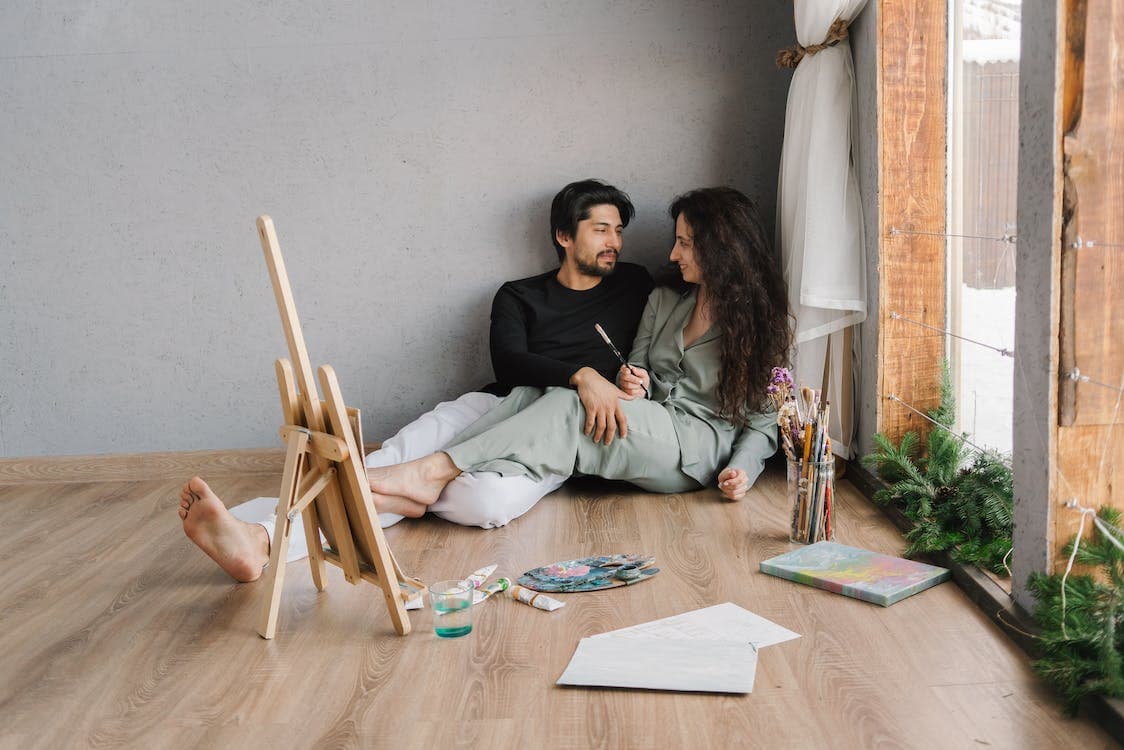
top-left (593, 602), bottom-right (800, 649)
top-left (557, 636), bottom-right (758, 694)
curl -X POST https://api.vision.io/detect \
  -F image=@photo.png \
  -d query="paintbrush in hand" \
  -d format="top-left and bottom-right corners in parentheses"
top-left (594, 323), bottom-right (649, 397)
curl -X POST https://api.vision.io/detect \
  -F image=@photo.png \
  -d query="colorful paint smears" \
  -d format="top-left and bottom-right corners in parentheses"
top-left (759, 541), bottom-right (950, 606)
top-left (518, 554), bottom-right (659, 593)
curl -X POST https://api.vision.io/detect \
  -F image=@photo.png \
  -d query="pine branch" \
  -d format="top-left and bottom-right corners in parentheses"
top-left (1030, 509), bottom-right (1124, 715)
top-left (861, 361), bottom-right (1013, 573)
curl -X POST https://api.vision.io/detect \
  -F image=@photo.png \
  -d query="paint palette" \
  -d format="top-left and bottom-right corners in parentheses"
top-left (517, 554), bottom-right (659, 593)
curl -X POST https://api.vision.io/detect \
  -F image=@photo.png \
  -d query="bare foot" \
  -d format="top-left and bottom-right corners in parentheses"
top-left (179, 476), bottom-right (271, 583)
top-left (368, 488), bottom-right (429, 518)
top-left (367, 453), bottom-right (460, 511)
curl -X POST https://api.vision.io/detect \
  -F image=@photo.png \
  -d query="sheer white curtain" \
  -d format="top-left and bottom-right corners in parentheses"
top-left (777, 0), bottom-right (869, 458)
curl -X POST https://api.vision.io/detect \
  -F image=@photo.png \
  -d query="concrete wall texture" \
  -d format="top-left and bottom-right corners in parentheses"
top-left (0, 2), bottom-right (793, 457)
top-left (1011, 1), bottom-right (1058, 611)
top-left (850, 3), bottom-right (879, 461)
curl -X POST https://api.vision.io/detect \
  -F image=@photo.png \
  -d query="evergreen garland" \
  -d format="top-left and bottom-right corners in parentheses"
top-left (863, 368), bottom-right (1124, 714)
top-left (862, 365), bottom-right (1014, 574)
top-left (1028, 507), bottom-right (1124, 716)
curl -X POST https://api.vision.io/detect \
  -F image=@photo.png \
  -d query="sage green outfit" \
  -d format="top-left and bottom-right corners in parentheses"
top-left (444, 286), bottom-right (778, 491)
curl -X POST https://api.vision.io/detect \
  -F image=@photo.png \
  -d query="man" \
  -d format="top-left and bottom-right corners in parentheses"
top-left (179, 179), bottom-right (653, 582)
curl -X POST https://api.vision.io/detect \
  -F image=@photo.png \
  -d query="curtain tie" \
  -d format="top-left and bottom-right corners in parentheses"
top-left (776, 18), bottom-right (850, 69)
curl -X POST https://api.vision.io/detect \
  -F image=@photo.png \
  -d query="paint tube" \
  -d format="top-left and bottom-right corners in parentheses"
top-left (459, 564), bottom-right (498, 590)
top-left (472, 577), bottom-right (511, 605)
top-left (509, 584), bottom-right (565, 611)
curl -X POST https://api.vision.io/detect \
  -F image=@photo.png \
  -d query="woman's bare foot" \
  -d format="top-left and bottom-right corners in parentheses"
top-left (179, 476), bottom-right (271, 582)
top-left (367, 453), bottom-right (460, 517)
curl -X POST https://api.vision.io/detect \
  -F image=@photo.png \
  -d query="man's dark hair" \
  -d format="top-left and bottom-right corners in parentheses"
top-left (549, 179), bottom-right (635, 261)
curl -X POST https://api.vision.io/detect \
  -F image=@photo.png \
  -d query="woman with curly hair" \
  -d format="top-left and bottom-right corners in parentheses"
top-left (369, 187), bottom-right (792, 515)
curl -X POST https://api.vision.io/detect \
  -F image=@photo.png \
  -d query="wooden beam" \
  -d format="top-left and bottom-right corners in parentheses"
top-left (876, 0), bottom-right (949, 443)
top-left (1054, 0), bottom-right (1124, 574)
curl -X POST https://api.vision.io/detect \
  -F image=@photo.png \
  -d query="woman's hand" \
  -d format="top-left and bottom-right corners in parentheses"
top-left (616, 364), bottom-right (650, 399)
top-left (717, 467), bottom-right (748, 501)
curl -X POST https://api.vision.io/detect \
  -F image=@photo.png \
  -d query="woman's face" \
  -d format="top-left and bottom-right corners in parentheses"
top-left (670, 214), bottom-right (703, 285)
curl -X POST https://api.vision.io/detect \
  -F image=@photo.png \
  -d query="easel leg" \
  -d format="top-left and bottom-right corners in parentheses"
top-left (301, 496), bottom-right (327, 591)
top-left (258, 509), bottom-right (294, 639)
top-left (276, 359), bottom-right (329, 589)
top-left (319, 364), bottom-right (413, 636)
top-left (259, 430), bottom-right (307, 639)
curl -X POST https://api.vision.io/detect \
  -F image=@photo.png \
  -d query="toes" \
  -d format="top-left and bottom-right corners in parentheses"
top-left (178, 508), bottom-right (188, 521)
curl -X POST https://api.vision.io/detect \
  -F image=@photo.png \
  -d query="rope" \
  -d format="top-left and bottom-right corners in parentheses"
top-left (1059, 501), bottom-right (1094, 639)
top-left (776, 18), bottom-right (850, 69)
top-left (1058, 499), bottom-right (1124, 639)
top-left (890, 227), bottom-right (1017, 244)
top-left (885, 393), bottom-right (1004, 461)
top-left (1072, 237), bottom-right (1124, 249)
top-left (995, 610), bottom-right (1040, 640)
top-left (1065, 368), bottom-right (1124, 395)
top-left (889, 311), bottom-right (1015, 358)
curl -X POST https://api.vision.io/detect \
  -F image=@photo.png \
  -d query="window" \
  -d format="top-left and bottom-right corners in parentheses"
top-left (948, 0), bottom-right (1021, 455)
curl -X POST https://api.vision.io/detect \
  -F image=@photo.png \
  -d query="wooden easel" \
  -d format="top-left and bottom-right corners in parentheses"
top-left (254, 215), bottom-right (422, 639)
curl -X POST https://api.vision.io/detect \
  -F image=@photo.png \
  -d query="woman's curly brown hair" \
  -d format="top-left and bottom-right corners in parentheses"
top-left (660, 187), bottom-right (793, 424)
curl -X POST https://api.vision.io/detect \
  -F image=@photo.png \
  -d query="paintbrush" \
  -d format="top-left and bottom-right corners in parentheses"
top-left (801, 386), bottom-right (816, 424)
top-left (594, 323), bottom-right (649, 397)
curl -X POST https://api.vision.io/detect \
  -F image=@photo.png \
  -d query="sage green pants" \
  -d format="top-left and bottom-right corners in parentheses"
top-left (444, 386), bottom-right (703, 493)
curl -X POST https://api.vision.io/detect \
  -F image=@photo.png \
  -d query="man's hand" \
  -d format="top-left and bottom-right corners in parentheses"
top-left (570, 367), bottom-right (633, 445)
top-left (717, 467), bottom-right (748, 501)
top-left (616, 364), bottom-right (650, 399)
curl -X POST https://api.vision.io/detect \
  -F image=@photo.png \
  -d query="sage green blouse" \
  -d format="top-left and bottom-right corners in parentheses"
top-left (627, 286), bottom-right (778, 487)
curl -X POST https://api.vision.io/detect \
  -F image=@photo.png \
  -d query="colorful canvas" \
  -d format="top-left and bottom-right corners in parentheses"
top-left (759, 542), bottom-right (951, 607)
top-left (519, 554), bottom-right (659, 593)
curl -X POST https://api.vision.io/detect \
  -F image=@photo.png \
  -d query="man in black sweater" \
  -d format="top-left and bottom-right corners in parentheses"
top-left (364, 179), bottom-right (655, 525)
top-left (179, 180), bottom-right (653, 581)
top-left (485, 230), bottom-right (653, 436)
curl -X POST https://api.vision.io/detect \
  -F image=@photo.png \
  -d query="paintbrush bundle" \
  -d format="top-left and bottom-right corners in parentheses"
top-left (767, 368), bottom-right (835, 544)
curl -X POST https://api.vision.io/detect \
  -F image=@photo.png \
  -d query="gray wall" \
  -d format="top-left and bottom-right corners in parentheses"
top-left (851, 3), bottom-right (879, 460)
top-left (1, 1), bottom-right (793, 457)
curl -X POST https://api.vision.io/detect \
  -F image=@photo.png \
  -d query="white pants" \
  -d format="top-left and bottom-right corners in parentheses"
top-left (230, 392), bottom-right (567, 562)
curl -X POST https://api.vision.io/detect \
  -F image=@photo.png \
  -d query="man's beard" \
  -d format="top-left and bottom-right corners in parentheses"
top-left (576, 253), bottom-right (617, 277)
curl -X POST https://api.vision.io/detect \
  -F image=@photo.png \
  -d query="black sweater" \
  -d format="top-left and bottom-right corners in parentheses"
top-left (481, 262), bottom-right (653, 395)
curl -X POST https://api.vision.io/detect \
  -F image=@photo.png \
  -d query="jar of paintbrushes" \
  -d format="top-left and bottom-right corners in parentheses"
top-left (768, 368), bottom-right (835, 544)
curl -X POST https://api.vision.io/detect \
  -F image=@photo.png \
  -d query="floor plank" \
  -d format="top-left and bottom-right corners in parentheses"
top-left (0, 463), bottom-right (1114, 749)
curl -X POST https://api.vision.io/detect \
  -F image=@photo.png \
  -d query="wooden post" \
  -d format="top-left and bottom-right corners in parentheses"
top-left (876, 0), bottom-right (949, 444)
top-left (1053, 0), bottom-right (1124, 574)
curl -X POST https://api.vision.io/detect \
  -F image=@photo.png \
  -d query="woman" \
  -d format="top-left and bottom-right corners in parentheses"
top-left (369, 187), bottom-right (793, 515)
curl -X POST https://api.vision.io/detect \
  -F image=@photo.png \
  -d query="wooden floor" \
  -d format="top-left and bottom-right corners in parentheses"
top-left (0, 458), bottom-right (1115, 749)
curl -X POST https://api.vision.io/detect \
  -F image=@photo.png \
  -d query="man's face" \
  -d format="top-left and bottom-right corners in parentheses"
top-left (557, 204), bottom-right (624, 277)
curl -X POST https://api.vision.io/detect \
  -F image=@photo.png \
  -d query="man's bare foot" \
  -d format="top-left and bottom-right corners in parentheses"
top-left (368, 487), bottom-right (429, 519)
top-left (367, 453), bottom-right (460, 514)
top-left (179, 476), bottom-right (271, 583)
